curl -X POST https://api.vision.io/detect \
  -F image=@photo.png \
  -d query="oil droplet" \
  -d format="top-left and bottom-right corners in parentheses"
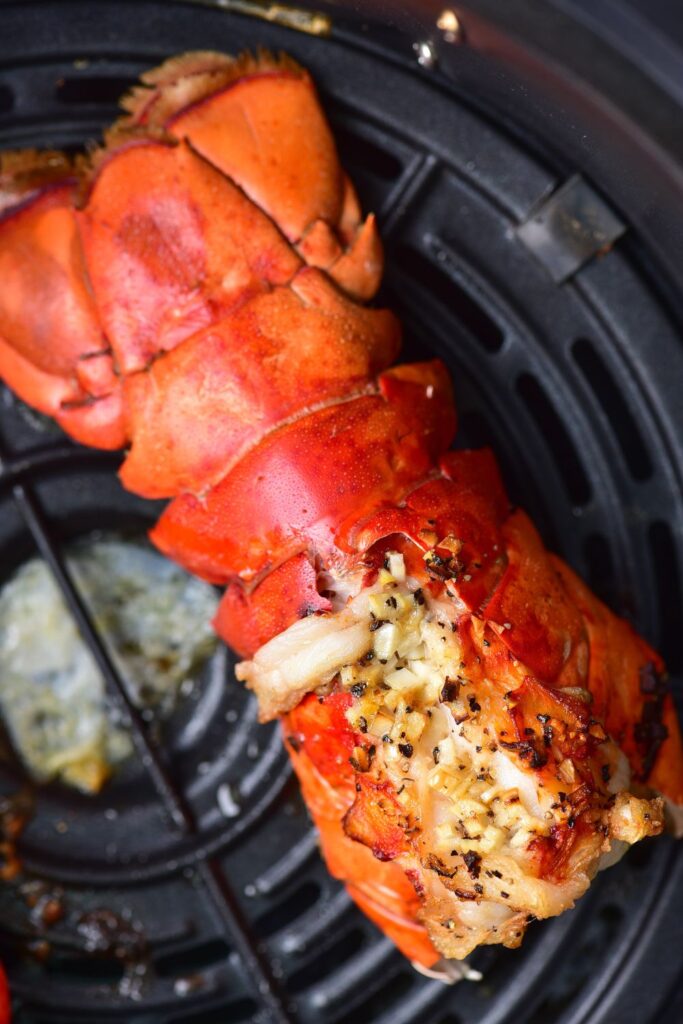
top-left (217, 783), bottom-right (241, 818)
top-left (174, 975), bottom-right (203, 997)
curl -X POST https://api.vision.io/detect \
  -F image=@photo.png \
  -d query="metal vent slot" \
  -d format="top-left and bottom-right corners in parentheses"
top-left (583, 531), bottom-right (618, 610)
top-left (254, 882), bottom-right (321, 939)
top-left (155, 939), bottom-right (232, 977)
top-left (516, 372), bottom-right (592, 506)
top-left (42, 953), bottom-right (125, 983)
top-left (348, 969), bottom-right (415, 1024)
top-left (525, 904), bottom-right (626, 1024)
top-left (174, 998), bottom-right (258, 1024)
top-left (649, 521), bottom-right (683, 672)
top-left (287, 928), bottom-right (365, 994)
top-left (332, 123), bottom-right (404, 182)
top-left (55, 76), bottom-right (137, 105)
top-left (572, 337), bottom-right (653, 480)
top-left (0, 85), bottom-right (14, 114)
top-left (393, 245), bottom-right (505, 353)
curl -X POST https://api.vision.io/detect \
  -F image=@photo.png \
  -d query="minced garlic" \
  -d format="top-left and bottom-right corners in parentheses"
top-left (337, 553), bottom-right (554, 871)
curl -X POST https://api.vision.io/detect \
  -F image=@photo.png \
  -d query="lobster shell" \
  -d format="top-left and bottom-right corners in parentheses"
top-left (0, 50), bottom-right (681, 977)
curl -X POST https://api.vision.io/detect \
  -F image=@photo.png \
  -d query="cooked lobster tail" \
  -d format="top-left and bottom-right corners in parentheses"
top-left (0, 51), bottom-right (681, 973)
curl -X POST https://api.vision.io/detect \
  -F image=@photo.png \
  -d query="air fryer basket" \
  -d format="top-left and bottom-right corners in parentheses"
top-left (0, 2), bottom-right (682, 1022)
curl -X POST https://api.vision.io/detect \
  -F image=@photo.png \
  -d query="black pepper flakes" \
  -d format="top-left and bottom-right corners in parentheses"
top-left (462, 851), bottom-right (482, 879)
top-left (499, 738), bottom-right (548, 769)
top-left (425, 548), bottom-right (463, 582)
top-left (433, 746), bottom-right (441, 764)
top-left (441, 679), bottom-right (459, 702)
top-left (398, 742), bottom-right (414, 759)
top-left (426, 854), bottom-right (456, 878)
top-left (454, 888), bottom-right (477, 901)
top-left (350, 682), bottom-right (367, 698)
top-left (468, 696), bottom-right (482, 713)
top-left (413, 588), bottom-right (425, 606)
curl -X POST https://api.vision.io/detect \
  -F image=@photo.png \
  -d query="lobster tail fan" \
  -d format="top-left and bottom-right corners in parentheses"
top-left (0, 167), bottom-right (125, 449)
top-left (119, 47), bottom-right (383, 299)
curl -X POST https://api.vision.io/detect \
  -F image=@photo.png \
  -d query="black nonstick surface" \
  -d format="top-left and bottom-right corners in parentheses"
top-left (0, 3), bottom-right (682, 1022)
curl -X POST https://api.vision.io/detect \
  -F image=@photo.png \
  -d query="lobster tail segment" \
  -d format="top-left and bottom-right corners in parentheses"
top-left (0, 153), bottom-right (124, 448)
top-left (118, 49), bottom-right (382, 299)
top-left (119, 49), bottom-right (343, 242)
top-left (150, 359), bottom-right (456, 585)
top-left (119, 270), bottom-right (401, 499)
top-left (78, 138), bottom-right (302, 376)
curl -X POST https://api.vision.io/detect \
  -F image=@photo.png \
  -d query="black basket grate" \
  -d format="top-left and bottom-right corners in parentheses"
top-left (0, 2), bottom-right (682, 1023)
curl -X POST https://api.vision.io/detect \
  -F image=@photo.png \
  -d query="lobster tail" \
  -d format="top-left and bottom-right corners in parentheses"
top-left (0, 51), bottom-right (681, 977)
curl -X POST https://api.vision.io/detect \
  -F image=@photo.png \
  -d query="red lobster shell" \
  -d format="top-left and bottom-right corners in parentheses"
top-left (0, 51), bottom-right (681, 975)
